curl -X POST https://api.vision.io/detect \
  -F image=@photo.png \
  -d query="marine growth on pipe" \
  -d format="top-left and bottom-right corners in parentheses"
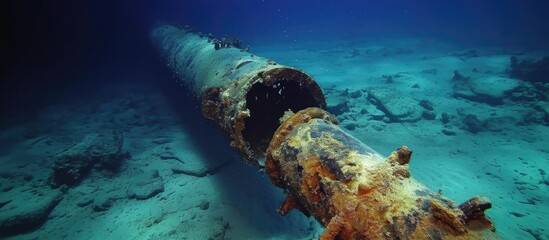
top-left (151, 24), bottom-right (499, 240)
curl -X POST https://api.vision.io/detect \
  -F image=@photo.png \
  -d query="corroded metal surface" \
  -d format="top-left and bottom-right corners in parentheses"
top-left (151, 24), bottom-right (499, 239)
top-left (266, 108), bottom-right (499, 239)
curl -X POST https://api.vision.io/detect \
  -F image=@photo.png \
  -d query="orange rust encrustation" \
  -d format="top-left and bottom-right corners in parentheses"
top-left (266, 108), bottom-right (499, 239)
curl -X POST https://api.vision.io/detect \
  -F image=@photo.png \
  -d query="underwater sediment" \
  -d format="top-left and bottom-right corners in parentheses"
top-left (150, 23), bottom-right (500, 239)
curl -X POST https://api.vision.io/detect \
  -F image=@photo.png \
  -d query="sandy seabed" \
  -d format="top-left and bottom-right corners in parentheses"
top-left (1, 37), bottom-right (547, 240)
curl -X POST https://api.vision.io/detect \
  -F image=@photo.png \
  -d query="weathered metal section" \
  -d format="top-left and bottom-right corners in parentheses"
top-left (151, 24), bottom-right (499, 239)
top-left (150, 24), bottom-right (326, 164)
top-left (266, 108), bottom-right (499, 240)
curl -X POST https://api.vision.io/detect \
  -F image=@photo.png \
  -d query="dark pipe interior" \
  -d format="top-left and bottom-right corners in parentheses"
top-left (242, 80), bottom-right (321, 155)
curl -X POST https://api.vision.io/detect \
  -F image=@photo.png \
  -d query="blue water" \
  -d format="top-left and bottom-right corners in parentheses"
top-left (2, 0), bottom-right (548, 239)
top-left (4, 0), bottom-right (549, 115)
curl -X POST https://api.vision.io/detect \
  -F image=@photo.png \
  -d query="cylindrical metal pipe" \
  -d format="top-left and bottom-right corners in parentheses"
top-left (150, 24), bottom-right (326, 164)
top-left (266, 108), bottom-right (498, 239)
top-left (151, 24), bottom-right (499, 239)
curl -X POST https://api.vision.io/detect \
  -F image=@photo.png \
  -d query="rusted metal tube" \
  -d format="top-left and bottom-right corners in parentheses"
top-left (150, 24), bottom-right (326, 164)
top-left (151, 24), bottom-right (498, 239)
top-left (266, 108), bottom-right (498, 239)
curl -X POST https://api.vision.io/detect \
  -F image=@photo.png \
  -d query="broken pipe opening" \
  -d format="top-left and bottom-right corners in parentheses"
top-left (243, 69), bottom-right (325, 157)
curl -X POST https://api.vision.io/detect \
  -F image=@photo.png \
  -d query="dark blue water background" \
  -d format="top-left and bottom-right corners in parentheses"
top-left (3, 0), bottom-right (548, 123)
